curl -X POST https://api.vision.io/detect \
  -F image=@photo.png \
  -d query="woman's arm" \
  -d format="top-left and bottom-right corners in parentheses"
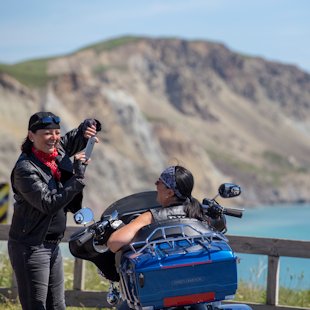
top-left (107, 211), bottom-right (153, 253)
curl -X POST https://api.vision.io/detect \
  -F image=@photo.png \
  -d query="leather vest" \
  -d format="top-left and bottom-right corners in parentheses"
top-left (150, 205), bottom-right (186, 222)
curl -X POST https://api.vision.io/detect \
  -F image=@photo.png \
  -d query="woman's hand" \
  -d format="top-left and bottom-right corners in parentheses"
top-left (73, 152), bottom-right (88, 178)
top-left (82, 119), bottom-right (101, 141)
top-left (84, 124), bottom-right (98, 140)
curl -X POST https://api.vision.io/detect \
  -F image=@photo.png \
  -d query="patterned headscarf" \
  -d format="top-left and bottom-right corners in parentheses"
top-left (159, 166), bottom-right (187, 199)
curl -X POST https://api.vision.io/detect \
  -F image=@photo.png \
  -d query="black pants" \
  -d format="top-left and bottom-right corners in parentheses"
top-left (8, 240), bottom-right (66, 310)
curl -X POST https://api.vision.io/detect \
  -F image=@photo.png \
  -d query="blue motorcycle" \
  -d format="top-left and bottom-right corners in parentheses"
top-left (69, 183), bottom-right (252, 310)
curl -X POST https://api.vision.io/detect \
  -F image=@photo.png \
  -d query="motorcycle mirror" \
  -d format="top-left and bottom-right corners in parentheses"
top-left (218, 183), bottom-right (241, 198)
top-left (73, 207), bottom-right (94, 225)
top-left (110, 210), bottom-right (119, 221)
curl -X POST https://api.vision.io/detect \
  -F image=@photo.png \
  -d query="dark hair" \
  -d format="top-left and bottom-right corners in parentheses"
top-left (175, 166), bottom-right (205, 221)
top-left (21, 137), bottom-right (33, 155)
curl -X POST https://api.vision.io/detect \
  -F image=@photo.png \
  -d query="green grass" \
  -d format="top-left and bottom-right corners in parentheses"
top-left (235, 280), bottom-right (310, 307)
top-left (0, 36), bottom-right (141, 89)
top-left (0, 59), bottom-right (52, 88)
top-left (63, 259), bottom-right (110, 292)
top-left (206, 147), bottom-right (273, 179)
top-left (92, 64), bottom-right (128, 76)
top-left (0, 255), bottom-right (309, 309)
top-left (79, 36), bottom-right (142, 54)
top-left (206, 147), bottom-right (310, 187)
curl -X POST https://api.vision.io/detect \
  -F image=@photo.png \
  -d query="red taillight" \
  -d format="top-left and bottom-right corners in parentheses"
top-left (163, 292), bottom-right (215, 307)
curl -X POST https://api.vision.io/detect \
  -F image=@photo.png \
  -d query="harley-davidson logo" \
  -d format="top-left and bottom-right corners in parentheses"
top-left (171, 276), bottom-right (205, 286)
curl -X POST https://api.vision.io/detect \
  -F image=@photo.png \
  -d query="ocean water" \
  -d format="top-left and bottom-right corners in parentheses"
top-left (225, 203), bottom-right (310, 289)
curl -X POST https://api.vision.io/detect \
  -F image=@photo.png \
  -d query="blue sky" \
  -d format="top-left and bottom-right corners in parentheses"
top-left (1, 0), bottom-right (310, 73)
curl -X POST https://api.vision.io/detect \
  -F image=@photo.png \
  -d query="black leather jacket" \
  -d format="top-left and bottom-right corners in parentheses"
top-left (9, 125), bottom-right (88, 245)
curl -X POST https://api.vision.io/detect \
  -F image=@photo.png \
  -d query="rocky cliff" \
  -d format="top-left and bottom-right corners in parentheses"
top-left (1, 36), bottom-right (310, 216)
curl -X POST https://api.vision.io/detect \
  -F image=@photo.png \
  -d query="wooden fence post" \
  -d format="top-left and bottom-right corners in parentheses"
top-left (266, 255), bottom-right (280, 305)
top-left (73, 258), bottom-right (85, 290)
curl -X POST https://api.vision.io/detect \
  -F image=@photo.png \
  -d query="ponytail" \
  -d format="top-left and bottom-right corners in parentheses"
top-left (21, 136), bottom-right (33, 155)
top-left (174, 166), bottom-right (206, 221)
top-left (183, 196), bottom-right (205, 221)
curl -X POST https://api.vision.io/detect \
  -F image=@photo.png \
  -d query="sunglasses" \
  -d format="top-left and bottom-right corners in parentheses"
top-left (40, 116), bottom-right (61, 124)
top-left (155, 179), bottom-right (169, 188)
top-left (30, 116), bottom-right (61, 129)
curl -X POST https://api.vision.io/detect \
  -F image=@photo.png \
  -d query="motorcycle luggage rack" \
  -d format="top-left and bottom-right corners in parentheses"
top-left (129, 223), bottom-right (228, 257)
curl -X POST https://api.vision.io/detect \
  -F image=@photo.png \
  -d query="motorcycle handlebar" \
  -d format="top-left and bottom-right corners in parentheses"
top-left (77, 229), bottom-right (94, 245)
top-left (223, 207), bottom-right (244, 218)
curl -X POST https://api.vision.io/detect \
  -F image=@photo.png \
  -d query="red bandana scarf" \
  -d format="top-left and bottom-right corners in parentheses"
top-left (32, 147), bottom-right (61, 181)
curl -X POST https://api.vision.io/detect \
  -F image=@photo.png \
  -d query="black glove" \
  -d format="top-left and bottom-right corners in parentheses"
top-left (82, 119), bottom-right (102, 133)
top-left (73, 158), bottom-right (87, 179)
top-left (206, 204), bottom-right (223, 219)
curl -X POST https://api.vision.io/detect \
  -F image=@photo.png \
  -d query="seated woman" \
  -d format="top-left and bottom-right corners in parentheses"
top-left (107, 165), bottom-right (216, 253)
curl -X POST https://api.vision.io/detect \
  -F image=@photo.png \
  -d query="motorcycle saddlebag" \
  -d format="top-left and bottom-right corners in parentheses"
top-left (118, 219), bottom-right (238, 310)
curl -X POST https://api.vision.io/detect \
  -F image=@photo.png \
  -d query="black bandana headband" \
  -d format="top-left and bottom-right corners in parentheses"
top-left (159, 166), bottom-right (187, 200)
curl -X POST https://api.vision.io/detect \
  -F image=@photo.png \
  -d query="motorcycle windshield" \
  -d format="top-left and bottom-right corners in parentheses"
top-left (101, 191), bottom-right (161, 221)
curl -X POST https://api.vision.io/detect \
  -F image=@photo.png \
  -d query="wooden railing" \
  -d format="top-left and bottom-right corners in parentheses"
top-left (0, 224), bottom-right (309, 309)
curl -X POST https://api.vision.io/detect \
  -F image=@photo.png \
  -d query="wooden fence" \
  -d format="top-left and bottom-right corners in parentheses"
top-left (0, 224), bottom-right (309, 310)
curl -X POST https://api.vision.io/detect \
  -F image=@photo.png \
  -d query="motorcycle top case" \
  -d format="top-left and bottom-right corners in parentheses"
top-left (119, 219), bottom-right (238, 309)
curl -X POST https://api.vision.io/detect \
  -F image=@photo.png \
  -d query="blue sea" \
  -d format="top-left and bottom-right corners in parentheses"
top-left (226, 203), bottom-right (310, 290)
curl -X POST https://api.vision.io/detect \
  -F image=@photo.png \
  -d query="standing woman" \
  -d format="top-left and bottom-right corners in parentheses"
top-left (8, 111), bottom-right (101, 310)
